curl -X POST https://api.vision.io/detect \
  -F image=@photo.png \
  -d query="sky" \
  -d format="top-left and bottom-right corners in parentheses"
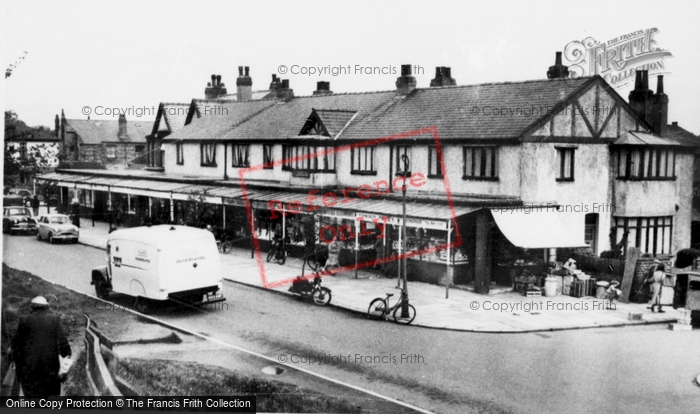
top-left (3, 0), bottom-right (700, 135)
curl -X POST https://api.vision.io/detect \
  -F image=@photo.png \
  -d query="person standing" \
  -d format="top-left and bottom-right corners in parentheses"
top-left (31, 195), bottom-right (40, 217)
top-left (647, 263), bottom-right (666, 313)
top-left (12, 296), bottom-right (72, 397)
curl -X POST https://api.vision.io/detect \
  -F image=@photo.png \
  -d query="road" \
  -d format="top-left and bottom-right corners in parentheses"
top-left (3, 234), bottom-right (700, 414)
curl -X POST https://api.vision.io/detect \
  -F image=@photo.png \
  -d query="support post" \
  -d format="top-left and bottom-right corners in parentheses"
top-left (446, 221), bottom-right (452, 299)
top-left (355, 218), bottom-right (360, 279)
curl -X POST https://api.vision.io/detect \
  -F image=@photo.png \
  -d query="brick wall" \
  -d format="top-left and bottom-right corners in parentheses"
top-left (630, 255), bottom-right (673, 303)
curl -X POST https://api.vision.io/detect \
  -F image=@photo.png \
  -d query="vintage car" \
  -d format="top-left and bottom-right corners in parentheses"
top-left (8, 188), bottom-right (33, 206)
top-left (2, 206), bottom-right (37, 234)
top-left (36, 213), bottom-right (79, 244)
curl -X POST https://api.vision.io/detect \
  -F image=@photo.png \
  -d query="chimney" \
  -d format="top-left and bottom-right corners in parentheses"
top-left (55, 115), bottom-right (59, 137)
top-left (118, 114), bottom-right (127, 140)
top-left (276, 79), bottom-right (294, 101)
top-left (204, 74), bottom-right (227, 99)
top-left (269, 74), bottom-right (281, 90)
top-left (236, 66), bottom-right (253, 102)
top-left (430, 66), bottom-right (456, 87)
top-left (313, 81), bottom-right (333, 95)
top-left (650, 75), bottom-right (669, 136)
top-left (395, 64), bottom-right (417, 95)
top-left (628, 70), bottom-right (654, 123)
top-left (547, 52), bottom-right (570, 79)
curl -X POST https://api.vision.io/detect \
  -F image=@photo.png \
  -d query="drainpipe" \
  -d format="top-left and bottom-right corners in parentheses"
top-left (224, 143), bottom-right (228, 180)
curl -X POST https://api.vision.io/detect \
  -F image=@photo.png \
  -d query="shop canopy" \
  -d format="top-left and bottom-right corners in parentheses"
top-left (490, 208), bottom-right (587, 249)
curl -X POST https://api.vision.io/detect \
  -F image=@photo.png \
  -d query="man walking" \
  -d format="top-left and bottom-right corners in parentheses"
top-left (12, 296), bottom-right (72, 397)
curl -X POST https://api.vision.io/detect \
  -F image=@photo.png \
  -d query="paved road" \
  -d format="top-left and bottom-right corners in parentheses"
top-left (4, 234), bottom-right (700, 414)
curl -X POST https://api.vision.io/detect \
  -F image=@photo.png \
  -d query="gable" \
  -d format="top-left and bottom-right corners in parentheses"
top-left (526, 78), bottom-right (649, 142)
top-left (299, 109), bottom-right (330, 136)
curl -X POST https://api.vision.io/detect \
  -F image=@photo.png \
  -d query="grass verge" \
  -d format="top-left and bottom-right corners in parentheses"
top-left (117, 358), bottom-right (362, 413)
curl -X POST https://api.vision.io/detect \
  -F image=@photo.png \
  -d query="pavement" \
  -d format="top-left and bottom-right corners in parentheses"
top-left (75, 217), bottom-right (686, 333)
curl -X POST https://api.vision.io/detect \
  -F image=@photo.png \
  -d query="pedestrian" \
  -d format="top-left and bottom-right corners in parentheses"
top-left (323, 237), bottom-right (340, 273)
top-left (647, 263), bottom-right (666, 313)
top-left (11, 296), bottom-right (72, 397)
top-left (31, 195), bottom-right (40, 217)
top-left (606, 281), bottom-right (622, 308)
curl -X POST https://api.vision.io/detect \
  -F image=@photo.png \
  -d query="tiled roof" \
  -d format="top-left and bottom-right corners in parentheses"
top-left (342, 77), bottom-right (594, 141)
top-left (615, 131), bottom-right (681, 146)
top-left (65, 119), bottom-right (154, 144)
top-left (158, 103), bottom-right (189, 133)
top-left (661, 124), bottom-right (700, 147)
top-left (217, 90), bottom-right (274, 101)
top-left (165, 100), bottom-right (278, 141)
top-left (314, 109), bottom-right (357, 137)
top-left (228, 91), bottom-right (399, 141)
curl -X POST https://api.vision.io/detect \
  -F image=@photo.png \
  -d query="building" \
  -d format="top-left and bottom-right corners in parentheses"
top-left (39, 54), bottom-right (700, 293)
top-left (4, 123), bottom-right (59, 185)
top-left (57, 110), bottom-right (153, 170)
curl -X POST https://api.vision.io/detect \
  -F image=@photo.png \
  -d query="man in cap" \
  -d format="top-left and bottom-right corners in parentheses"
top-left (12, 296), bottom-right (72, 397)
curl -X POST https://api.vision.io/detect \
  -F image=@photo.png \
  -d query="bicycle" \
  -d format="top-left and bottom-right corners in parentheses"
top-left (367, 287), bottom-right (416, 324)
top-left (217, 233), bottom-right (233, 254)
top-left (305, 245), bottom-right (328, 271)
top-left (266, 238), bottom-right (287, 265)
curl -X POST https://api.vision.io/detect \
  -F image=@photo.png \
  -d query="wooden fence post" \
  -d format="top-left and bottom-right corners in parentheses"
top-left (619, 247), bottom-right (640, 303)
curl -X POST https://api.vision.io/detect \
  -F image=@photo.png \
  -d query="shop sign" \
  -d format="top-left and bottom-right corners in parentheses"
top-left (386, 216), bottom-right (447, 230)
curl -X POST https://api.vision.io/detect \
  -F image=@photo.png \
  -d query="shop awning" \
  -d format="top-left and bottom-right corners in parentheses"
top-left (491, 209), bottom-right (587, 249)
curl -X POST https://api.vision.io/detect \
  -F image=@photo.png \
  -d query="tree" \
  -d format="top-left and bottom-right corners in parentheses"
top-left (4, 111), bottom-right (58, 188)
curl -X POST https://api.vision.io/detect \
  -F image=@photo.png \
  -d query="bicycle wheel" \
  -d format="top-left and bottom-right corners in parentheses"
top-left (392, 303), bottom-right (416, 325)
top-left (222, 241), bottom-right (233, 254)
top-left (306, 255), bottom-right (320, 271)
top-left (367, 298), bottom-right (388, 320)
top-left (312, 287), bottom-right (332, 306)
top-left (277, 250), bottom-right (287, 265)
top-left (267, 248), bottom-right (275, 262)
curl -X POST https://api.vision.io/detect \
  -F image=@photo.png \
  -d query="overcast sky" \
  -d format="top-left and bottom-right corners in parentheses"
top-left (3, 0), bottom-right (700, 135)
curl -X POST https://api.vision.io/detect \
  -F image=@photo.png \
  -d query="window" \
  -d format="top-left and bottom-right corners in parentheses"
top-left (351, 146), bottom-right (375, 175)
top-left (231, 144), bottom-right (249, 167)
top-left (176, 143), bottom-right (184, 165)
top-left (395, 146), bottom-right (409, 171)
top-left (613, 216), bottom-right (672, 255)
top-left (616, 148), bottom-right (675, 180)
top-left (263, 144), bottom-right (274, 169)
top-left (427, 147), bottom-right (443, 177)
top-left (135, 145), bottom-right (145, 153)
top-left (463, 146), bottom-right (498, 179)
top-left (200, 143), bottom-right (217, 167)
top-left (106, 145), bottom-right (116, 159)
top-left (282, 145), bottom-right (335, 172)
top-left (556, 147), bottom-right (575, 181)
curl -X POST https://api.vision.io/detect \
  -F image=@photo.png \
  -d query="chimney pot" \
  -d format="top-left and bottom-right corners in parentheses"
top-left (443, 67), bottom-right (451, 79)
top-left (547, 51), bottom-right (570, 79)
top-left (216, 74), bottom-right (222, 86)
top-left (282, 79), bottom-right (289, 89)
top-left (434, 67), bottom-right (443, 78)
top-left (245, 66), bottom-right (249, 76)
top-left (396, 64), bottom-right (417, 95)
top-left (313, 81), bottom-right (333, 95)
top-left (656, 75), bottom-right (664, 95)
top-left (236, 66), bottom-right (253, 101)
top-left (238, 66), bottom-right (243, 76)
top-left (401, 64), bottom-right (412, 76)
top-left (211, 74), bottom-right (216, 84)
top-left (672, 121), bottom-right (678, 126)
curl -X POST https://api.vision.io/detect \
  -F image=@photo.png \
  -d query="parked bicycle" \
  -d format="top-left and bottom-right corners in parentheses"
top-left (267, 237), bottom-right (287, 265)
top-left (305, 245), bottom-right (328, 271)
top-left (367, 287), bottom-right (416, 324)
top-left (216, 233), bottom-right (233, 254)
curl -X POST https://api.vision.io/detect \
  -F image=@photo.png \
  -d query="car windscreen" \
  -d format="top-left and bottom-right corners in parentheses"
top-left (49, 216), bottom-right (69, 224)
top-left (7, 209), bottom-right (29, 215)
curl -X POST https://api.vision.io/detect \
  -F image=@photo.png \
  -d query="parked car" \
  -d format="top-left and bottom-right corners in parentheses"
top-left (2, 206), bottom-right (37, 235)
top-left (36, 213), bottom-right (79, 244)
top-left (3, 195), bottom-right (25, 207)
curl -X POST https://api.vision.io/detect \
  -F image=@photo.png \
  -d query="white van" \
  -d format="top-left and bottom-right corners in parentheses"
top-left (91, 225), bottom-right (225, 312)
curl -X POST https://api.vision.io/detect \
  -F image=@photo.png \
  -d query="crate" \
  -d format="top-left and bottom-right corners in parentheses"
top-left (570, 280), bottom-right (585, 298)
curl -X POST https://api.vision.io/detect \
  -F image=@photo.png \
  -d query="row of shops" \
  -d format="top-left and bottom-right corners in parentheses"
top-left (39, 170), bottom-right (587, 294)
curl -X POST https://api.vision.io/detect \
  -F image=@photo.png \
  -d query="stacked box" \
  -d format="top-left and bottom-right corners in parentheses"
top-left (554, 276), bottom-right (563, 296)
top-left (585, 278), bottom-right (597, 297)
top-left (562, 276), bottom-right (574, 295)
top-left (570, 280), bottom-right (585, 298)
top-left (677, 309), bottom-right (692, 325)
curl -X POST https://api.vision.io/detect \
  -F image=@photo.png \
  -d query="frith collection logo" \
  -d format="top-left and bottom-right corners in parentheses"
top-left (563, 28), bottom-right (672, 88)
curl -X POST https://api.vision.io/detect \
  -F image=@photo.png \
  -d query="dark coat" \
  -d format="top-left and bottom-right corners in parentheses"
top-left (12, 308), bottom-right (71, 397)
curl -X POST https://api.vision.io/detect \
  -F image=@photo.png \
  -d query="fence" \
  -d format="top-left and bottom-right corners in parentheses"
top-left (570, 253), bottom-right (626, 281)
top-left (84, 314), bottom-right (140, 396)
